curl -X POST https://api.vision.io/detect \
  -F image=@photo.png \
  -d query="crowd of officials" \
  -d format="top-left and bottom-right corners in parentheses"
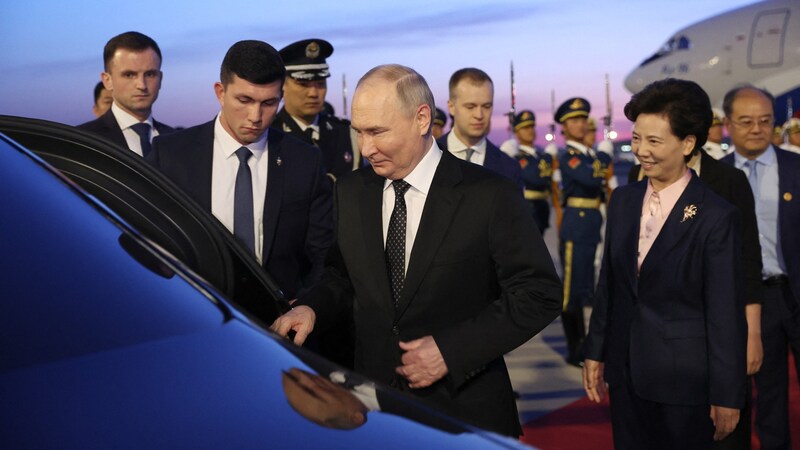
top-left (76, 31), bottom-right (799, 449)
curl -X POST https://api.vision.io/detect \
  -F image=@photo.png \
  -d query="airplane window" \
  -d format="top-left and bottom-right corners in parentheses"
top-left (662, 38), bottom-right (676, 53)
top-left (639, 34), bottom-right (690, 67)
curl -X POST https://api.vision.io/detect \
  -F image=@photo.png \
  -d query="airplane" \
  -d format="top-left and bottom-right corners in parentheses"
top-left (624, 0), bottom-right (800, 125)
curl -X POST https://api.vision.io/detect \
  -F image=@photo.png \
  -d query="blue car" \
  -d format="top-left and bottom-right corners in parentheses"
top-left (0, 117), bottom-right (532, 449)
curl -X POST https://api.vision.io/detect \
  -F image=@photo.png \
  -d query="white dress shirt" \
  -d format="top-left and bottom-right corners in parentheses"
top-left (110, 102), bottom-right (160, 156)
top-left (382, 141), bottom-right (442, 274)
top-left (447, 132), bottom-right (486, 166)
top-left (211, 113), bottom-right (269, 263)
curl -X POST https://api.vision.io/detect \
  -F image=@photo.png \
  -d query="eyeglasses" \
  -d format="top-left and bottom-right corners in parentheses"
top-left (728, 116), bottom-right (774, 130)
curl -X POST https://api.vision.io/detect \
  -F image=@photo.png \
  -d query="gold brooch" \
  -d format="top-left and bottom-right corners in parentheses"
top-left (681, 204), bottom-right (697, 223)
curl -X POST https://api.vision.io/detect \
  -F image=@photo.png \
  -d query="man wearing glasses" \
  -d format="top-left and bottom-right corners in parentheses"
top-left (722, 85), bottom-right (800, 450)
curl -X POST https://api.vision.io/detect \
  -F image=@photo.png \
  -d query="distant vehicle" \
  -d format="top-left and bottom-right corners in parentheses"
top-left (625, 0), bottom-right (800, 124)
top-left (0, 119), bottom-right (532, 449)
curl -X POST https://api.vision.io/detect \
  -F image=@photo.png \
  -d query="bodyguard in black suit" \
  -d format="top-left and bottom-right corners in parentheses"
top-left (436, 68), bottom-right (523, 189)
top-left (147, 40), bottom-right (332, 301)
top-left (78, 32), bottom-right (174, 156)
top-left (271, 64), bottom-right (561, 437)
top-left (270, 39), bottom-right (358, 182)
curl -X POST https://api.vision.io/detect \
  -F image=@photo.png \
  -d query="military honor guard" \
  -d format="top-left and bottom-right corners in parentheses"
top-left (584, 117), bottom-right (615, 200)
top-left (703, 108), bottom-right (728, 159)
top-left (555, 97), bottom-right (606, 367)
top-left (772, 125), bottom-right (786, 149)
top-left (432, 107), bottom-right (448, 139)
top-left (782, 117), bottom-right (800, 154)
top-left (271, 39), bottom-right (359, 182)
top-left (512, 110), bottom-right (553, 234)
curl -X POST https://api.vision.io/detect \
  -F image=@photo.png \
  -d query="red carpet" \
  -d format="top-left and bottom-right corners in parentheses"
top-left (522, 353), bottom-right (800, 450)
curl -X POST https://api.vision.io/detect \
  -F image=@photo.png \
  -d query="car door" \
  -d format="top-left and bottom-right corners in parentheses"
top-left (0, 115), bottom-right (288, 326)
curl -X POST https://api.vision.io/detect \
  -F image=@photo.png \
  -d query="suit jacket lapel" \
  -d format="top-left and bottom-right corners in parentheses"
top-left (483, 144), bottom-right (498, 170)
top-left (275, 109), bottom-right (313, 144)
top-left (621, 181), bottom-right (646, 290)
top-left (261, 131), bottom-right (285, 262)
top-left (640, 174), bottom-right (705, 274)
top-left (396, 151), bottom-right (463, 318)
top-left (101, 109), bottom-right (128, 149)
top-left (359, 169), bottom-right (393, 306)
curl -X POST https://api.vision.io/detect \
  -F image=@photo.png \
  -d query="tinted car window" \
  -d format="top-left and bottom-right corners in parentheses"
top-left (0, 115), bottom-right (286, 329)
top-left (0, 138), bottom-right (226, 372)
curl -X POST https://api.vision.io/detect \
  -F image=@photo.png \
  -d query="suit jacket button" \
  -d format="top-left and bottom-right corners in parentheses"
top-left (392, 326), bottom-right (400, 335)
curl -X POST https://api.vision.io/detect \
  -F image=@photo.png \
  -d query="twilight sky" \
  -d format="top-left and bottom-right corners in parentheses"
top-left (0, 0), bottom-right (757, 145)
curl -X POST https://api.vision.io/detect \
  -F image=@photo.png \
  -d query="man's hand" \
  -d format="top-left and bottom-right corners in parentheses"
top-left (746, 304), bottom-right (763, 375)
top-left (395, 336), bottom-right (448, 389)
top-left (747, 331), bottom-right (763, 375)
top-left (582, 358), bottom-right (607, 403)
top-left (710, 405), bottom-right (740, 441)
top-left (269, 305), bottom-right (316, 345)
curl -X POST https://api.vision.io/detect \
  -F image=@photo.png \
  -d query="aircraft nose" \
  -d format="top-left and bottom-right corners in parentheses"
top-left (624, 69), bottom-right (645, 94)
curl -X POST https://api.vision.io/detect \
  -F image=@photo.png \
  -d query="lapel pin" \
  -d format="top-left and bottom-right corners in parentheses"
top-left (784, 192), bottom-right (793, 202)
top-left (681, 204), bottom-right (697, 223)
top-left (276, 156), bottom-right (282, 166)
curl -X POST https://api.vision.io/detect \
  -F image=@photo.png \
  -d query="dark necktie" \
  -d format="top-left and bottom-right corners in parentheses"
top-left (386, 180), bottom-right (411, 308)
top-left (303, 127), bottom-right (319, 147)
top-left (130, 122), bottom-right (152, 157)
top-left (234, 147), bottom-right (255, 254)
top-left (464, 147), bottom-right (475, 162)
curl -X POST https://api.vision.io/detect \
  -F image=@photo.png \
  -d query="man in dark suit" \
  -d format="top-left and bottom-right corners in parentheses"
top-left (721, 85), bottom-right (800, 450)
top-left (78, 32), bottom-right (174, 156)
top-left (271, 64), bottom-right (562, 437)
top-left (584, 79), bottom-right (746, 448)
top-left (270, 39), bottom-right (359, 183)
top-left (147, 40), bottom-right (332, 302)
top-left (436, 68), bottom-right (523, 189)
top-left (629, 148), bottom-right (763, 450)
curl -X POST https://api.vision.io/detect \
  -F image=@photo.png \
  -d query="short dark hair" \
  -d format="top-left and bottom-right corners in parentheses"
top-left (448, 68), bottom-right (493, 99)
top-left (722, 84), bottom-right (775, 117)
top-left (220, 40), bottom-right (286, 86)
top-left (93, 81), bottom-right (105, 103)
top-left (624, 78), bottom-right (711, 156)
top-left (103, 31), bottom-right (162, 71)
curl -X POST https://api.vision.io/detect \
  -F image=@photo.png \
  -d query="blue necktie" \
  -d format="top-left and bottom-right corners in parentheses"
top-left (234, 147), bottom-right (255, 254)
top-left (744, 160), bottom-right (760, 200)
top-left (386, 180), bottom-right (411, 308)
top-left (130, 122), bottom-right (151, 157)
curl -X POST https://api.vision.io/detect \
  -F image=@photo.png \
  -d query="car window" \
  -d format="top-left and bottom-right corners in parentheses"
top-left (0, 139), bottom-right (227, 372)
